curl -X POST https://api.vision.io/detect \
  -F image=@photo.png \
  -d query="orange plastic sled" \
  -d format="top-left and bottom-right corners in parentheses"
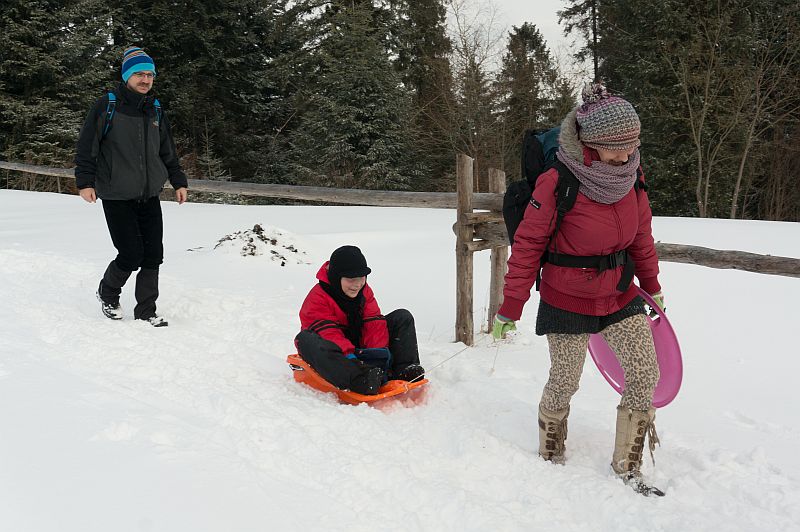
top-left (286, 354), bottom-right (428, 406)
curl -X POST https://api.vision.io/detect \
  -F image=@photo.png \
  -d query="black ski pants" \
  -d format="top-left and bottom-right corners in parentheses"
top-left (99, 197), bottom-right (164, 319)
top-left (295, 309), bottom-right (420, 390)
top-left (102, 197), bottom-right (164, 271)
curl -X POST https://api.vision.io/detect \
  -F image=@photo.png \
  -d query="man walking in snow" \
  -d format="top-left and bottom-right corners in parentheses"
top-left (74, 47), bottom-right (188, 327)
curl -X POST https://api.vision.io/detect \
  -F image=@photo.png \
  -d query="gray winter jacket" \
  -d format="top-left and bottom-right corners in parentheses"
top-left (74, 83), bottom-right (188, 200)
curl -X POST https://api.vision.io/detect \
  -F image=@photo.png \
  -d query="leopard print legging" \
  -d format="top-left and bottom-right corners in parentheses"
top-left (540, 314), bottom-right (659, 411)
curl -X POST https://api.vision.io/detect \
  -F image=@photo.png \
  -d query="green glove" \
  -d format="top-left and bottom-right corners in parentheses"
top-left (492, 315), bottom-right (517, 340)
top-left (650, 291), bottom-right (666, 314)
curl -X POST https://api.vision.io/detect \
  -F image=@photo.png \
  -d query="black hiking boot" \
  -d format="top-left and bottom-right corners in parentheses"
top-left (138, 315), bottom-right (168, 327)
top-left (96, 289), bottom-right (123, 320)
top-left (350, 366), bottom-right (384, 395)
top-left (396, 364), bottom-right (425, 382)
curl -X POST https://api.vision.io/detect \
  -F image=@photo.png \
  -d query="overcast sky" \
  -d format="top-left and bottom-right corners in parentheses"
top-left (494, 0), bottom-right (568, 53)
top-left (491, 0), bottom-right (590, 83)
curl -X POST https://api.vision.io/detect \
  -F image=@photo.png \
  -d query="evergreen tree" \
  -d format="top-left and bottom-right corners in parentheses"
top-left (591, 0), bottom-right (699, 216)
top-left (452, 54), bottom-right (496, 191)
top-left (495, 23), bottom-right (572, 179)
top-left (292, 2), bottom-right (420, 189)
top-left (558, 0), bottom-right (601, 79)
top-left (0, 0), bottom-right (115, 173)
top-left (561, 0), bottom-right (800, 220)
top-left (107, 0), bottom-right (300, 183)
top-left (391, 0), bottom-right (454, 189)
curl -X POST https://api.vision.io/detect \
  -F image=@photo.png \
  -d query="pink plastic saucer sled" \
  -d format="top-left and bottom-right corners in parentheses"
top-left (587, 287), bottom-right (682, 408)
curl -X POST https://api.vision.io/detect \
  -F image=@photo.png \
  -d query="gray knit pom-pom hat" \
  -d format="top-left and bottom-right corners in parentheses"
top-left (576, 83), bottom-right (640, 151)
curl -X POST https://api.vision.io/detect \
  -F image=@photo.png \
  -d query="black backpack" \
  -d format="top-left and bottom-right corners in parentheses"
top-left (502, 127), bottom-right (647, 292)
top-left (503, 127), bottom-right (576, 243)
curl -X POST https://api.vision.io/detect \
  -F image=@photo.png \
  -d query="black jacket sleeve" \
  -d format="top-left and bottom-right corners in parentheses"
top-left (73, 97), bottom-right (107, 189)
top-left (158, 112), bottom-right (189, 190)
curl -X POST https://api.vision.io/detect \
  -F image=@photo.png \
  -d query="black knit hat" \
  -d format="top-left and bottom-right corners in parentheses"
top-left (328, 245), bottom-right (371, 278)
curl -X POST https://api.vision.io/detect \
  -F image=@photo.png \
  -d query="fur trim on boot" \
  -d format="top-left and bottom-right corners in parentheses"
top-left (538, 404), bottom-right (569, 464)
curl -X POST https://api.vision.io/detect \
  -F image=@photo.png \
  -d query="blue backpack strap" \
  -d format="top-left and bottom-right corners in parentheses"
top-left (153, 98), bottom-right (162, 126)
top-left (101, 92), bottom-right (116, 139)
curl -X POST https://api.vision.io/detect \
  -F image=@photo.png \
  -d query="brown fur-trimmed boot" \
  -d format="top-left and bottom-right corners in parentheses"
top-left (611, 405), bottom-right (665, 496)
top-left (538, 404), bottom-right (569, 464)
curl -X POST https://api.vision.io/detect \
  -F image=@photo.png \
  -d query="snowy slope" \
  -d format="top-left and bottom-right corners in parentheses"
top-left (1, 190), bottom-right (799, 532)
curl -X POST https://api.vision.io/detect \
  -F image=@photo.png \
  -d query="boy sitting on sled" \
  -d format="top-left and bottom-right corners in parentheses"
top-left (295, 245), bottom-right (425, 395)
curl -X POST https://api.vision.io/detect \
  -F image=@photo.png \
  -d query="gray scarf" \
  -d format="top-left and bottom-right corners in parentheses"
top-left (557, 108), bottom-right (640, 204)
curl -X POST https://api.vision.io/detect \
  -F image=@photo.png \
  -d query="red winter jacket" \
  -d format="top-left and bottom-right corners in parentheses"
top-left (298, 262), bottom-right (389, 355)
top-left (498, 148), bottom-right (661, 320)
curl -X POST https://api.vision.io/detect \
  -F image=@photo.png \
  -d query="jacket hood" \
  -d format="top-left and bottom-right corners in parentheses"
top-left (558, 108), bottom-right (583, 164)
top-left (559, 107), bottom-right (602, 166)
top-left (316, 261), bottom-right (332, 284)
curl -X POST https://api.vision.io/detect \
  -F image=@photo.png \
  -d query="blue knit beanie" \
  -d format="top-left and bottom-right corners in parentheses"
top-left (121, 47), bottom-right (156, 82)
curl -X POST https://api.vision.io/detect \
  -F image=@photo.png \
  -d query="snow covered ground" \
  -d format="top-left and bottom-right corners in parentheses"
top-left (1, 189), bottom-right (799, 532)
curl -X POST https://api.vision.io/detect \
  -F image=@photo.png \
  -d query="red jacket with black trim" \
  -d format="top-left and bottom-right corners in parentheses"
top-left (298, 262), bottom-right (389, 355)
top-left (498, 147), bottom-right (661, 320)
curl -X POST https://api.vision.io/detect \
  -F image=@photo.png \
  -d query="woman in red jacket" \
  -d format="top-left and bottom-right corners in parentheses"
top-left (492, 84), bottom-right (666, 496)
top-left (295, 245), bottom-right (424, 395)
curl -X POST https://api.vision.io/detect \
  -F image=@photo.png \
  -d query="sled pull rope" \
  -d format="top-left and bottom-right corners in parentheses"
top-left (490, 342), bottom-right (501, 374)
top-left (406, 335), bottom-right (491, 384)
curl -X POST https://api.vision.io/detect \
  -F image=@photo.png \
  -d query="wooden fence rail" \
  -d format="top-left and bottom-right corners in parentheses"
top-left (3, 158), bottom-right (798, 347)
top-left (450, 155), bottom-right (800, 344)
top-left (656, 243), bottom-right (800, 278)
top-left (0, 160), bottom-right (502, 210)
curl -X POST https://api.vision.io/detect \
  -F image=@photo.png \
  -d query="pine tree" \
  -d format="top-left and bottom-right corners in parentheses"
top-left (105, 0), bottom-right (300, 183)
top-left (595, 0), bottom-right (765, 218)
top-left (292, 2), bottom-right (419, 189)
top-left (495, 23), bottom-right (572, 179)
top-left (0, 0), bottom-right (115, 174)
top-left (453, 54), bottom-right (496, 191)
top-left (558, 0), bottom-right (601, 80)
top-left (560, 0), bottom-right (800, 220)
top-left (391, 0), bottom-right (454, 189)
top-left (559, 0), bottom-right (708, 216)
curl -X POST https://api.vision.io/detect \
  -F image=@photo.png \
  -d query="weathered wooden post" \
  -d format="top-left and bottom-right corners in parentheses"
top-left (487, 168), bottom-right (508, 333)
top-left (455, 153), bottom-right (474, 346)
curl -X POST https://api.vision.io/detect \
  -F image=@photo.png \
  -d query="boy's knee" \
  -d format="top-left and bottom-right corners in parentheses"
top-left (295, 330), bottom-right (317, 351)
top-left (388, 308), bottom-right (414, 324)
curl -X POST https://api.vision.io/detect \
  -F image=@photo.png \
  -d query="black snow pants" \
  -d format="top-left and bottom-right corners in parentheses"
top-left (98, 197), bottom-right (164, 319)
top-left (295, 309), bottom-right (420, 390)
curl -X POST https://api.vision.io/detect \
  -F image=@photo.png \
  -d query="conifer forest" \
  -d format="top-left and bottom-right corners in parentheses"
top-left (1, 0), bottom-right (798, 220)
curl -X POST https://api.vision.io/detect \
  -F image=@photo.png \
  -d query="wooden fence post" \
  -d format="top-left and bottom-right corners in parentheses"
top-left (455, 153), bottom-right (474, 346)
top-left (487, 168), bottom-right (508, 333)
